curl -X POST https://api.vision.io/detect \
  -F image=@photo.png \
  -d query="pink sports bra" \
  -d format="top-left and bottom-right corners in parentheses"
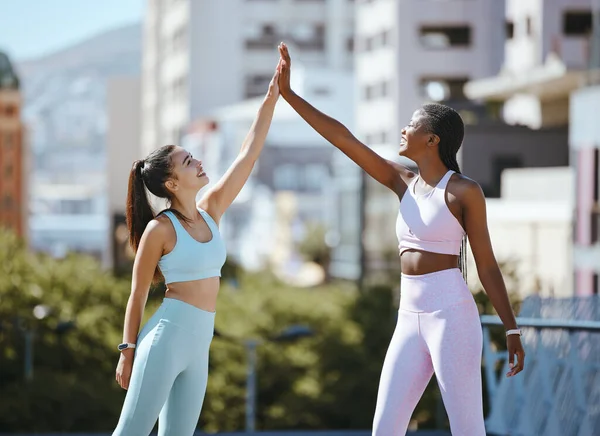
top-left (396, 170), bottom-right (465, 256)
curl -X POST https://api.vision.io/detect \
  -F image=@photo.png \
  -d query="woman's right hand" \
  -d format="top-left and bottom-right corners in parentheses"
top-left (115, 349), bottom-right (134, 390)
top-left (277, 42), bottom-right (293, 98)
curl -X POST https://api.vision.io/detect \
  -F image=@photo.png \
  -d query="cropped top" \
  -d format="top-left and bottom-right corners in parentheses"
top-left (396, 170), bottom-right (465, 256)
top-left (158, 208), bottom-right (227, 284)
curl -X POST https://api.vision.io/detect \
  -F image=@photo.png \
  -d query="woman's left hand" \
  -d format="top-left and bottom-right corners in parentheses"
top-left (506, 334), bottom-right (525, 377)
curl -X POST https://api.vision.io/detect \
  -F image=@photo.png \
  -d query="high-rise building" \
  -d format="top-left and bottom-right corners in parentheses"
top-left (106, 77), bottom-right (142, 271)
top-left (466, 0), bottom-right (595, 129)
top-left (352, 0), bottom-right (505, 277)
top-left (465, 0), bottom-right (599, 296)
top-left (355, 0), bottom-right (505, 150)
top-left (141, 0), bottom-right (355, 156)
top-left (0, 51), bottom-right (26, 239)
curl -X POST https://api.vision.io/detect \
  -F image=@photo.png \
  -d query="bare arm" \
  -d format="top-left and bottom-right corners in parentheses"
top-left (116, 219), bottom-right (166, 389)
top-left (199, 65), bottom-right (279, 221)
top-left (278, 43), bottom-right (408, 196)
top-left (461, 180), bottom-right (525, 376)
top-left (122, 221), bottom-right (165, 344)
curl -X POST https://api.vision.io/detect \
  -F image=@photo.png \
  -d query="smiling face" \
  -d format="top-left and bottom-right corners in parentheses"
top-left (166, 146), bottom-right (209, 194)
top-left (398, 110), bottom-right (438, 161)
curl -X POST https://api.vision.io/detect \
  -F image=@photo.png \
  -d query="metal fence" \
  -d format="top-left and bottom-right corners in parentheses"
top-left (482, 295), bottom-right (600, 436)
top-left (0, 432), bottom-right (449, 436)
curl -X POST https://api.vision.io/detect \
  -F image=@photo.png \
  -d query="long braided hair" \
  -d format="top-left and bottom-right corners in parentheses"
top-left (418, 103), bottom-right (468, 282)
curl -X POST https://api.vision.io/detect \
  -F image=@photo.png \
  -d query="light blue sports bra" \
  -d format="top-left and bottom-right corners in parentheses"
top-left (157, 208), bottom-right (227, 284)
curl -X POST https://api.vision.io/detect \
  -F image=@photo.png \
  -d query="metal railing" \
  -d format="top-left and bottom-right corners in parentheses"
top-left (0, 432), bottom-right (449, 436)
top-left (481, 296), bottom-right (600, 436)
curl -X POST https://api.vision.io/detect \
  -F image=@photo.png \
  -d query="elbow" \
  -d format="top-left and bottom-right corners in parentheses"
top-left (129, 286), bottom-right (149, 302)
top-left (477, 264), bottom-right (501, 284)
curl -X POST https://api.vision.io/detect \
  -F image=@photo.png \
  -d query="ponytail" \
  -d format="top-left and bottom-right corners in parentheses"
top-left (126, 159), bottom-right (163, 282)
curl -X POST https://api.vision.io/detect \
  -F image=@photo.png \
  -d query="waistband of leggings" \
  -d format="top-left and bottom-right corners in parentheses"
top-left (156, 297), bottom-right (215, 331)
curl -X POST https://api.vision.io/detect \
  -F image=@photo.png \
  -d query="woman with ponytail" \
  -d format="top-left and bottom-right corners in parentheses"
top-left (112, 61), bottom-right (281, 435)
top-left (276, 43), bottom-right (524, 435)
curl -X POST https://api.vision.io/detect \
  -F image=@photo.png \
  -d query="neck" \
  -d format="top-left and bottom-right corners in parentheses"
top-left (415, 156), bottom-right (450, 186)
top-left (170, 195), bottom-right (199, 220)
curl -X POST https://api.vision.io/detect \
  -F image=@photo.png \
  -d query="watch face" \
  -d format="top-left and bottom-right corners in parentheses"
top-left (118, 344), bottom-right (127, 351)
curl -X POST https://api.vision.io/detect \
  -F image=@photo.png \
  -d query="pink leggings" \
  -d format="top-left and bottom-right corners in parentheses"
top-left (372, 268), bottom-right (485, 435)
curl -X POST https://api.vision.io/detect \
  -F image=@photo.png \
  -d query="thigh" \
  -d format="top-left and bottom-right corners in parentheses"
top-left (113, 320), bottom-right (186, 436)
top-left (423, 300), bottom-right (485, 436)
top-left (158, 337), bottom-right (212, 436)
top-left (372, 309), bottom-right (434, 436)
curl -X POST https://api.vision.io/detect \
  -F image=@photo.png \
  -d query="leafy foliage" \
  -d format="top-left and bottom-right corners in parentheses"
top-left (0, 228), bottom-right (521, 432)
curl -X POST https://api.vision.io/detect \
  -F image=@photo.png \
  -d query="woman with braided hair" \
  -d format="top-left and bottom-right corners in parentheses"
top-left (276, 43), bottom-right (524, 435)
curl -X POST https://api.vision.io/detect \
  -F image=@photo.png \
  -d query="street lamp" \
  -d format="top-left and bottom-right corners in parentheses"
top-left (245, 324), bottom-right (314, 433)
top-left (214, 324), bottom-right (315, 433)
top-left (17, 305), bottom-right (76, 381)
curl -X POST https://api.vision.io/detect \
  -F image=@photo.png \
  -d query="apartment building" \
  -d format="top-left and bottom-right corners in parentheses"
top-left (352, 0), bottom-right (505, 276)
top-left (141, 0), bottom-right (355, 156)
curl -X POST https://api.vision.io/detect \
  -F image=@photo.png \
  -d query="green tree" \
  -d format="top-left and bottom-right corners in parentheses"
top-left (297, 222), bottom-right (332, 279)
top-left (0, 228), bottom-right (139, 431)
top-left (0, 227), bottom-right (522, 432)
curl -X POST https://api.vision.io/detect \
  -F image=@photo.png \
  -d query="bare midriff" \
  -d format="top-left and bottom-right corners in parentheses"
top-left (164, 277), bottom-right (220, 312)
top-left (400, 249), bottom-right (460, 276)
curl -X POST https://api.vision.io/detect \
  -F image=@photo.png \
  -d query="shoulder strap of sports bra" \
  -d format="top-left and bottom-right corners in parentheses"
top-left (436, 170), bottom-right (455, 191)
top-left (162, 210), bottom-right (186, 237)
top-left (198, 208), bottom-right (219, 231)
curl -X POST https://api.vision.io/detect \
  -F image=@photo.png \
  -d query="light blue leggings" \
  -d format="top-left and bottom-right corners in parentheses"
top-left (113, 298), bottom-right (215, 436)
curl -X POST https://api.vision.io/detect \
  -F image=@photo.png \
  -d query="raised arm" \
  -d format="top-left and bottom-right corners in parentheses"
top-left (278, 43), bottom-right (408, 197)
top-left (115, 219), bottom-right (166, 389)
top-left (199, 63), bottom-right (280, 222)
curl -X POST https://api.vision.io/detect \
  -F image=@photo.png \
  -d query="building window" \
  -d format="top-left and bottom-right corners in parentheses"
top-left (313, 87), bottom-right (330, 96)
top-left (245, 74), bottom-right (273, 98)
top-left (347, 36), bottom-right (354, 53)
top-left (361, 35), bottom-right (373, 52)
top-left (360, 29), bottom-right (392, 52)
top-left (274, 164), bottom-right (299, 190)
top-left (420, 26), bottom-right (471, 48)
top-left (293, 24), bottom-right (325, 50)
top-left (60, 199), bottom-right (93, 214)
top-left (491, 155), bottom-right (523, 198)
top-left (563, 11), bottom-right (593, 36)
top-left (506, 20), bottom-right (514, 39)
top-left (246, 24), bottom-right (279, 49)
top-left (365, 132), bottom-right (389, 145)
top-left (419, 77), bottom-right (469, 102)
top-left (526, 17), bottom-right (533, 36)
top-left (171, 76), bottom-right (187, 102)
top-left (594, 148), bottom-right (599, 202)
top-left (171, 25), bottom-right (187, 53)
top-left (381, 81), bottom-right (390, 97)
top-left (364, 80), bottom-right (392, 101)
top-left (2, 195), bottom-right (13, 210)
top-left (380, 29), bottom-right (392, 47)
top-left (304, 164), bottom-right (328, 191)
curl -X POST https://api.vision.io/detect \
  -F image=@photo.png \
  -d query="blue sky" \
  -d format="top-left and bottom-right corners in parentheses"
top-left (0, 0), bottom-right (144, 61)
